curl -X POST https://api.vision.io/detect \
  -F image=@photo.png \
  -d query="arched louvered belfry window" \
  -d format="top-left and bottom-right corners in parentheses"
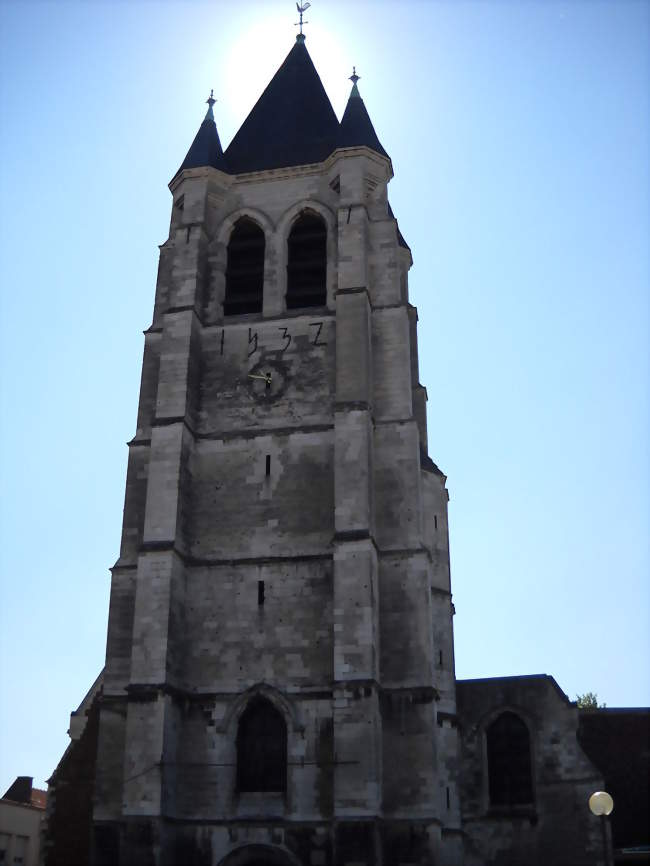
top-left (286, 211), bottom-right (327, 308)
top-left (224, 218), bottom-right (265, 316)
top-left (236, 697), bottom-right (287, 793)
top-left (486, 711), bottom-right (534, 807)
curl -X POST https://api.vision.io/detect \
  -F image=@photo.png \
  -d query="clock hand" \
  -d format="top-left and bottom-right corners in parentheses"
top-left (248, 373), bottom-right (272, 384)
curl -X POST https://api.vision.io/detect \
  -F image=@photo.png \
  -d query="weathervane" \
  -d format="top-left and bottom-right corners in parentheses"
top-left (295, 1), bottom-right (311, 36)
top-left (350, 67), bottom-right (360, 86)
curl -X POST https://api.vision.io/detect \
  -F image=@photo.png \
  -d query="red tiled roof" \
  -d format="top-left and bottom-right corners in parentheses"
top-left (30, 789), bottom-right (47, 809)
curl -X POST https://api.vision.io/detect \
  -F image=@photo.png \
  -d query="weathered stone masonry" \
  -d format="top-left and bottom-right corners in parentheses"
top-left (43, 35), bottom-right (620, 866)
top-left (83, 38), bottom-right (463, 866)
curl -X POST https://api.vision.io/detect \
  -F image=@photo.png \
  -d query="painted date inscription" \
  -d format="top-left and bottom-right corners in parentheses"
top-left (219, 321), bottom-right (329, 357)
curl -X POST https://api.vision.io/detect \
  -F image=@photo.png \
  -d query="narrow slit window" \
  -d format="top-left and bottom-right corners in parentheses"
top-left (258, 580), bottom-right (265, 606)
top-left (286, 212), bottom-right (326, 309)
top-left (434, 514), bottom-right (438, 530)
top-left (439, 650), bottom-right (443, 666)
top-left (224, 217), bottom-right (265, 316)
top-left (446, 786), bottom-right (451, 809)
top-left (265, 454), bottom-right (271, 476)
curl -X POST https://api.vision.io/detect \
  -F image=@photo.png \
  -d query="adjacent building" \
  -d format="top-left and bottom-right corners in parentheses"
top-left (0, 777), bottom-right (47, 866)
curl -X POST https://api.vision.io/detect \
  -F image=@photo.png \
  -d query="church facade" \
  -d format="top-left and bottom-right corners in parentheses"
top-left (43, 35), bottom-right (613, 866)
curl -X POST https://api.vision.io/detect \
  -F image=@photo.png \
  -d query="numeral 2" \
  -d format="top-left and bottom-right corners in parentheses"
top-left (309, 321), bottom-right (327, 346)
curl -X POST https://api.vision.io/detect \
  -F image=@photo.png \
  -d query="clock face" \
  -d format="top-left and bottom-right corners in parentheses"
top-left (246, 359), bottom-right (288, 402)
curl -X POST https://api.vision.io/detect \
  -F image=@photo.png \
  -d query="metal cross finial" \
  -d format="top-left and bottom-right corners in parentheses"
top-left (350, 66), bottom-right (360, 86)
top-left (295, 2), bottom-right (311, 36)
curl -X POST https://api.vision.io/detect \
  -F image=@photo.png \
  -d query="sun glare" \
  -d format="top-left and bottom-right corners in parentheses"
top-left (218, 7), bottom-right (352, 143)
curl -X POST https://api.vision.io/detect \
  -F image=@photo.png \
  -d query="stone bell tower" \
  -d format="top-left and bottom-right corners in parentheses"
top-left (91, 33), bottom-right (463, 866)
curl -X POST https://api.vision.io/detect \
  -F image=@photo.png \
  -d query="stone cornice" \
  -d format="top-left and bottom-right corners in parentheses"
top-left (168, 165), bottom-right (232, 194)
top-left (118, 680), bottom-right (440, 706)
top-left (229, 161), bottom-right (326, 184)
top-left (137, 543), bottom-right (333, 568)
top-left (326, 145), bottom-right (393, 180)
top-left (187, 144), bottom-right (393, 188)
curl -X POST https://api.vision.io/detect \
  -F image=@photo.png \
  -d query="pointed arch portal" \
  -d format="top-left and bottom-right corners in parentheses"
top-left (236, 696), bottom-right (287, 793)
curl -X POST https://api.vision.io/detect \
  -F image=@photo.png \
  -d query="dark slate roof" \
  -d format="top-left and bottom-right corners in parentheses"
top-left (3, 776), bottom-right (34, 804)
top-left (177, 103), bottom-right (227, 174)
top-left (175, 42), bottom-right (392, 178)
top-left (338, 81), bottom-right (389, 159)
top-left (224, 37), bottom-right (340, 174)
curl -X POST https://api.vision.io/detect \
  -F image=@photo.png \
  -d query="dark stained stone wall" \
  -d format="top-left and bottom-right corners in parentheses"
top-left (578, 708), bottom-right (650, 851)
top-left (43, 697), bottom-right (100, 866)
top-left (457, 675), bottom-right (606, 866)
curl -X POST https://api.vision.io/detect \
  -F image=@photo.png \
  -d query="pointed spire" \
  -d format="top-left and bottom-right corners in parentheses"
top-left (337, 67), bottom-right (389, 159)
top-left (225, 40), bottom-right (339, 174)
top-left (177, 89), bottom-right (227, 175)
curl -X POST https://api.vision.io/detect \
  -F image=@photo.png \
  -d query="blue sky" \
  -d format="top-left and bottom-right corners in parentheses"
top-left (0, 0), bottom-right (648, 791)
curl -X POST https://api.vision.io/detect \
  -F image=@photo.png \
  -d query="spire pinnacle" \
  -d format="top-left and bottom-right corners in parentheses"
top-left (349, 66), bottom-right (361, 97)
top-left (205, 89), bottom-right (216, 120)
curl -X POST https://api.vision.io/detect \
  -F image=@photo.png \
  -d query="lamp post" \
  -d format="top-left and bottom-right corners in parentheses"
top-left (589, 790), bottom-right (614, 866)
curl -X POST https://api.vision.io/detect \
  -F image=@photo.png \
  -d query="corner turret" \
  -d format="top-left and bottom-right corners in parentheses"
top-left (175, 90), bottom-right (227, 176)
top-left (337, 68), bottom-right (389, 159)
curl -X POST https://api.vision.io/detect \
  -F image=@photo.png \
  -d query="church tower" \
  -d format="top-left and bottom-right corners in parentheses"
top-left (92, 33), bottom-right (462, 866)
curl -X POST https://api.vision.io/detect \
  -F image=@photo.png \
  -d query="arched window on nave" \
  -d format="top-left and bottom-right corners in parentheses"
top-left (236, 697), bottom-right (287, 793)
top-left (286, 212), bottom-right (327, 309)
top-left (486, 711), bottom-right (533, 807)
top-left (224, 217), bottom-right (265, 316)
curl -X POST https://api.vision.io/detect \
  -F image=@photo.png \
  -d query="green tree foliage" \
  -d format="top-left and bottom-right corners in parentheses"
top-left (575, 692), bottom-right (606, 708)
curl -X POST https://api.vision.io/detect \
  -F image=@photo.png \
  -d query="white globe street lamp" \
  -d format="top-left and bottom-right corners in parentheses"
top-left (589, 790), bottom-right (614, 866)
